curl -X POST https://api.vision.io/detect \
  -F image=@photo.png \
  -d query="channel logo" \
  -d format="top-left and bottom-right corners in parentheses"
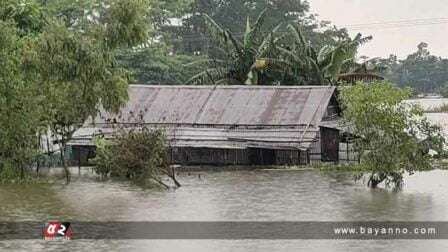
top-left (44, 222), bottom-right (71, 240)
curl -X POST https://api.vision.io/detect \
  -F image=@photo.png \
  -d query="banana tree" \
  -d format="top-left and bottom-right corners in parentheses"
top-left (269, 23), bottom-right (372, 85)
top-left (185, 9), bottom-right (284, 85)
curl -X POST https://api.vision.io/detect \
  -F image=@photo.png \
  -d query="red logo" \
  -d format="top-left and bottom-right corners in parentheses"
top-left (44, 222), bottom-right (71, 240)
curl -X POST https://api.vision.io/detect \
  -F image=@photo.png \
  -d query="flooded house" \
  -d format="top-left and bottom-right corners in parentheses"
top-left (69, 85), bottom-right (346, 166)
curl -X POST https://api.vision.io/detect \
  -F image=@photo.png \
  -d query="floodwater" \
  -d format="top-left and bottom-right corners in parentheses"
top-left (1, 97), bottom-right (448, 251)
top-left (409, 98), bottom-right (448, 141)
top-left (1, 168), bottom-right (448, 251)
top-left (408, 97), bottom-right (448, 111)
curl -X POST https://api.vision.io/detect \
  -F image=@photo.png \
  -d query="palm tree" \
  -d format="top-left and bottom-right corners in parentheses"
top-left (186, 10), bottom-right (372, 86)
top-left (269, 23), bottom-right (373, 85)
top-left (185, 9), bottom-right (283, 85)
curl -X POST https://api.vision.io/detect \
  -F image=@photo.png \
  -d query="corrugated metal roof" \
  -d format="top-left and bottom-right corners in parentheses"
top-left (94, 85), bottom-right (336, 126)
top-left (73, 85), bottom-right (338, 150)
top-left (69, 125), bottom-right (319, 150)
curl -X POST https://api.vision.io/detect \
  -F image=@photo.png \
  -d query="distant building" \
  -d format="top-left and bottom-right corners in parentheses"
top-left (69, 85), bottom-right (346, 166)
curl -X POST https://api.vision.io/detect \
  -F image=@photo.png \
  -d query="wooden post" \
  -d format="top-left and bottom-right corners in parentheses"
top-left (224, 149), bottom-right (227, 166)
top-left (234, 149), bottom-right (237, 166)
top-left (346, 138), bottom-right (349, 164)
top-left (306, 150), bottom-right (310, 165)
top-left (78, 147), bottom-right (81, 175)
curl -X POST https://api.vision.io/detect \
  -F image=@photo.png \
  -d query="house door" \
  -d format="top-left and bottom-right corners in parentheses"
top-left (320, 127), bottom-right (339, 162)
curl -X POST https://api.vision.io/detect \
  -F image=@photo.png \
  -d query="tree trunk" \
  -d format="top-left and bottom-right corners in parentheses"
top-left (169, 172), bottom-right (181, 188)
top-left (20, 163), bottom-right (24, 179)
top-left (150, 176), bottom-right (170, 189)
top-left (60, 144), bottom-right (71, 184)
top-left (37, 133), bottom-right (41, 174)
top-left (51, 126), bottom-right (72, 184)
top-left (368, 173), bottom-right (387, 188)
top-left (46, 134), bottom-right (51, 168)
top-left (78, 147), bottom-right (81, 175)
top-left (36, 159), bottom-right (40, 175)
top-left (161, 161), bottom-right (181, 188)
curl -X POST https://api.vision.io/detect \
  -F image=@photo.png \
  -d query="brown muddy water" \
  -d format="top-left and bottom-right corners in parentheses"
top-left (0, 168), bottom-right (448, 251)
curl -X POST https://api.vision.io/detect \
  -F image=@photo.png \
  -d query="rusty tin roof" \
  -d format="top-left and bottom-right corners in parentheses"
top-left (95, 85), bottom-right (336, 127)
top-left (73, 85), bottom-right (337, 150)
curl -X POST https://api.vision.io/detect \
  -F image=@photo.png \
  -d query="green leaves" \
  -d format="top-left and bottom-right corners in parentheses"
top-left (30, 0), bottom-right (150, 129)
top-left (187, 10), bottom-right (290, 85)
top-left (382, 43), bottom-right (448, 93)
top-left (187, 11), bottom-right (370, 86)
top-left (0, 0), bottom-right (45, 35)
top-left (0, 0), bottom-right (151, 182)
top-left (0, 21), bottom-right (44, 178)
top-left (91, 129), bottom-right (168, 184)
top-left (103, 0), bottom-right (150, 49)
top-left (340, 82), bottom-right (445, 187)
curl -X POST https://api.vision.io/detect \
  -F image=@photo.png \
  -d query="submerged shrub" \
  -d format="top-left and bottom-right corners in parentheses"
top-left (340, 82), bottom-right (446, 188)
top-left (91, 128), bottom-right (180, 188)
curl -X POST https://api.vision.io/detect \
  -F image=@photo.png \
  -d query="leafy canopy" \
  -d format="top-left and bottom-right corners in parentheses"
top-left (185, 11), bottom-right (371, 85)
top-left (0, 21), bottom-right (45, 178)
top-left (340, 82), bottom-right (445, 187)
top-left (0, 0), bottom-right (151, 182)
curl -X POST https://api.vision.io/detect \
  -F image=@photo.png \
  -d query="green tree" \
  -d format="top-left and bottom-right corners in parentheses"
top-left (0, 0), bottom-right (151, 183)
top-left (439, 83), bottom-right (448, 98)
top-left (340, 82), bottom-right (445, 187)
top-left (91, 129), bottom-right (181, 189)
top-left (385, 43), bottom-right (448, 93)
top-left (0, 21), bottom-right (44, 179)
top-left (164, 0), bottom-right (348, 54)
top-left (0, 0), bottom-right (45, 34)
top-left (116, 44), bottom-right (201, 84)
top-left (271, 24), bottom-right (372, 85)
top-left (26, 0), bottom-right (150, 183)
top-left (186, 12), bottom-right (371, 86)
top-left (185, 10), bottom-right (282, 85)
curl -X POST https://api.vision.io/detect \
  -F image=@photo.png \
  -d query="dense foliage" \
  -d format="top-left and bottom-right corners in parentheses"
top-left (0, 0), bottom-right (151, 182)
top-left (377, 42), bottom-right (448, 94)
top-left (91, 129), bottom-right (180, 188)
top-left (117, 0), bottom-right (351, 84)
top-left (340, 82), bottom-right (446, 187)
top-left (186, 11), bottom-right (371, 85)
top-left (116, 45), bottom-right (202, 84)
top-left (0, 21), bottom-right (44, 178)
top-left (439, 83), bottom-right (448, 98)
top-left (159, 0), bottom-right (348, 54)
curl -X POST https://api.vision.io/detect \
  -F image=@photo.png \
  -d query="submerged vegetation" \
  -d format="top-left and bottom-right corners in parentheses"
top-left (91, 129), bottom-right (181, 189)
top-left (339, 82), bottom-right (446, 187)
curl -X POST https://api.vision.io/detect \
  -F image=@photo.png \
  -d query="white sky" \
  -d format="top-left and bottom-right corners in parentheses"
top-left (309, 0), bottom-right (448, 59)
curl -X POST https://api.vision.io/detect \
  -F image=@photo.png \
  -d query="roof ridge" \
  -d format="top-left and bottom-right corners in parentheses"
top-left (129, 84), bottom-right (334, 89)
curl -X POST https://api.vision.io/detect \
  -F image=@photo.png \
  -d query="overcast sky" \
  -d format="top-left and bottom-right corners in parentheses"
top-left (309, 0), bottom-right (448, 59)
